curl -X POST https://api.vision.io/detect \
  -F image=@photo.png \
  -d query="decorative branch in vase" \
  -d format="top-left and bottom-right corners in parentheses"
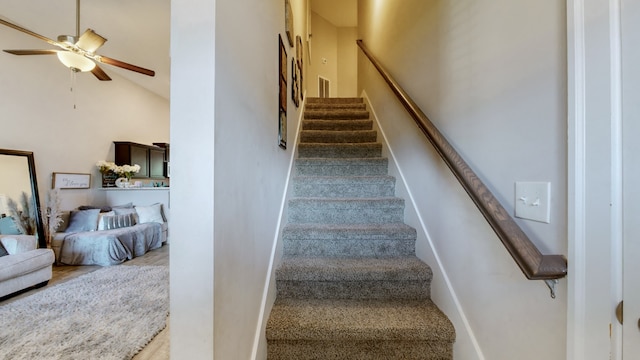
top-left (41, 189), bottom-right (62, 247)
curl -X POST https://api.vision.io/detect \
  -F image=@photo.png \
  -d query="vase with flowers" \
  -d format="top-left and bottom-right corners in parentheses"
top-left (117, 164), bottom-right (141, 183)
top-left (96, 161), bottom-right (119, 187)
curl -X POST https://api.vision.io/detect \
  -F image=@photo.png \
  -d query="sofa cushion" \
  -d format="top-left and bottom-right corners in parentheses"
top-left (65, 209), bottom-right (100, 233)
top-left (135, 203), bottom-right (165, 224)
top-left (0, 248), bottom-right (55, 282)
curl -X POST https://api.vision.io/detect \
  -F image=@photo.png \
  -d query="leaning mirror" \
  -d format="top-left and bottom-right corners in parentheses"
top-left (0, 149), bottom-right (45, 248)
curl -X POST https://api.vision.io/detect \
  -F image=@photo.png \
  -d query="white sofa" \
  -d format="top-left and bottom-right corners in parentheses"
top-left (0, 235), bottom-right (55, 298)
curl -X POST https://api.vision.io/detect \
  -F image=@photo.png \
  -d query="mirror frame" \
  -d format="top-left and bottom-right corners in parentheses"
top-left (0, 149), bottom-right (46, 248)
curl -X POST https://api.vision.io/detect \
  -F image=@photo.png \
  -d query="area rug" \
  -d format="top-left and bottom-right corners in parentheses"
top-left (0, 265), bottom-right (169, 360)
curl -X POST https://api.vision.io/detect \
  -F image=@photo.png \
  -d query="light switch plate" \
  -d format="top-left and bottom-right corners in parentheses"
top-left (515, 181), bottom-right (551, 223)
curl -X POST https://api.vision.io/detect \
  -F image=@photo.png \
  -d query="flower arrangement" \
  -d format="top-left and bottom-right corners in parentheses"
top-left (96, 161), bottom-right (119, 174)
top-left (118, 164), bottom-right (141, 181)
top-left (96, 161), bottom-right (141, 180)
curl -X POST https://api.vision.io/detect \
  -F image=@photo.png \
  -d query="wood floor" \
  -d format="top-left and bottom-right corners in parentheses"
top-left (0, 244), bottom-right (170, 360)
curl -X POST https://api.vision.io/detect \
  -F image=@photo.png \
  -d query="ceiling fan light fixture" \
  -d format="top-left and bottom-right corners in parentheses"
top-left (56, 51), bottom-right (95, 72)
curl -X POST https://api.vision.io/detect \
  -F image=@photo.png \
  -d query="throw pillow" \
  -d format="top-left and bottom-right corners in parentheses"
top-left (97, 211), bottom-right (115, 231)
top-left (113, 207), bottom-right (138, 223)
top-left (102, 213), bottom-right (136, 230)
top-left (0, 217), bottom-right (21, 235)
top-left (65, 209), bottom-right (101, 233)
top-left (135, 203), bottom-right (165, 224)
top-left (0, 241), bottom-right (8, 257)
top-left (56, 211), bottom-right (71, 232)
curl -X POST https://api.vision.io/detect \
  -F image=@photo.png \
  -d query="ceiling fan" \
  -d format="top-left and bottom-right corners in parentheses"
top-left (0, 0), bottom-right (155, 81)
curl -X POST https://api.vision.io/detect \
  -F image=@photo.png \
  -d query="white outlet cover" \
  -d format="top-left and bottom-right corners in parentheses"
top-left (514, 181), bottom-right (551, 223)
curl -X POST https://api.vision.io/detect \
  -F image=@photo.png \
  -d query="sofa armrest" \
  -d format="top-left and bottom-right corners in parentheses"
top-left (0, 235), bottom-right (37, 254)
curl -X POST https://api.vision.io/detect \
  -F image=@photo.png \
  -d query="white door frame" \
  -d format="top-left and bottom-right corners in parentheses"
top-left (567, 0), bottom-right (624, 359)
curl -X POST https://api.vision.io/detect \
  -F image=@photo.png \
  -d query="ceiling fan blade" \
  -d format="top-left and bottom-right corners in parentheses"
top-left (96, 55), bottom-right (155, 77)
top-left (91, 64), bottom-right (112, 81)
top-left (3, 49), bottom-right (58, 55)
top-left (76, 29), bottom-right (107, 53)
top-left (0, 18), bottom-right (63, 49)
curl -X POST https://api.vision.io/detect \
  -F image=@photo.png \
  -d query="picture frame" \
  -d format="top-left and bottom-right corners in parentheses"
top-left (296, 35), bottom-right (304, 100)
top-left (278, 35), bottom-right (287, 149)
top-left (279, 110), bottom-right (287, 149)
top-left (285, 0), bottom-right (294, 47)
top-left (291, 57), bottom-right (299, 107)
top-left (52, 172), bottom-right (91, 189)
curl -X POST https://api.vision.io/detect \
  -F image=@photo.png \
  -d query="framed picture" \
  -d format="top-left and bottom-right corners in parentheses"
top-left (52, 172), bottom-right (91, 189)
top-left (291, 58), bottom-right (299, 107)
top-left (285, 0), bottom-right (294, 47)
top-left (278, 35), bottom-right (287, 149)
top-left (296, 35), bottom-right (304, 100)
top-left (279, 110), bottom-right (287, 149)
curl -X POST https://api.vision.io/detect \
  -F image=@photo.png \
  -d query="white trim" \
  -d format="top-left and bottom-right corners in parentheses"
top-left (566, 1), bottom-right (587, 359)
top-left (362, 90), bottom-right (486, 360)
top-left (609, 0), bottom-right (624, 358)
top-left (250, 93), bottom-right (307, 359)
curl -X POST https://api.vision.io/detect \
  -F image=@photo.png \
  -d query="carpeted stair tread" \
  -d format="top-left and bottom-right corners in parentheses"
top-left (305, 110), bottom-right (370, 120)
top-left (302, 119), bottom-right (373, 131)
top-left (300, 130), bottom-right (377, 143)
top-left (295, 157), bottom-right (389, 176)
top-left (266, 298), bottom-right (455, 342)
top-left (288, 197), bottom-right (405, 224)
top-left (298, 143), bottom-right (382, 158)
top-left (292, 175), bottom-right (395, 197)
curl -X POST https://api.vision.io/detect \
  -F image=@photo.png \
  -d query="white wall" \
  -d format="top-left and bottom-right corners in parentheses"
top-left (359, 1), bottom-right (567, 359)
top-left (0, 24), bottom-right (169, 212)
top-left (168, 0), bottom-right (306, 358)
top-left (337, 27), bottom-right (358, 97)
top-left (308, 11), bottom-right (338, 97)
top-left (307, 12), bottom-right (357, 98)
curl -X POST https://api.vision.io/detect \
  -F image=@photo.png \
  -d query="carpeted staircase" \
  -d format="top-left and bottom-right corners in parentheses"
top-left (266, 97), bottom-right (455, 359)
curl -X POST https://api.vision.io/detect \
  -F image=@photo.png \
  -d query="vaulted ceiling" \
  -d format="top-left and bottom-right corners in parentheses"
top-left (0, 0), bottom-right (170, 99)
top-left (0, 0), bottom-right (359, 101)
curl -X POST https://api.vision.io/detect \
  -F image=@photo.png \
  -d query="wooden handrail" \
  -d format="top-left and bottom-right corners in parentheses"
top-left (357, 40), bottom-right (567, 280)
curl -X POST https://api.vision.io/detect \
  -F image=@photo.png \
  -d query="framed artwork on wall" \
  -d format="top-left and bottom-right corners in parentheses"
top-left (52, 172), bottom-right (91, 189)
top-left (279, 35), bottom-right (287, 149)
top-left (285, 0), bottom-right (294, 47)
top-left (292, 58), bottom-right (299, 107)
top-left (296, 35), bottom-right (303, 100)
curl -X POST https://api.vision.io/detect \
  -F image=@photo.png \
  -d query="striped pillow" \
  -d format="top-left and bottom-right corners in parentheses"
top-left (101, 213), bottom-right (135, 230)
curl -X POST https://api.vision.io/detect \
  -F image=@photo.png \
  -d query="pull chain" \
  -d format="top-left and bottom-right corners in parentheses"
top-left (69, 69), bottom-right (77, 109)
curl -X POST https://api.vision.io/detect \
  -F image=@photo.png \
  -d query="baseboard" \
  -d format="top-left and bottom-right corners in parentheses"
top-left (361, 90), bottom-right (485, 360)
top-left (250, 92), bottom-right (307, 360)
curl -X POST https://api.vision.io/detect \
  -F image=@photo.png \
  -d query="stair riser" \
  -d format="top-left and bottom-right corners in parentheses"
top-left (288, 200), bottom-right (404, 224)
top-left (295, 160), bottom-right (388, 176)
top-left (300, 131), bottom-right (377, 143)
top-left (283, 239), bottom-right (415, 258)
top-left (306, 97), bottom-right (363, 104)
top-left (298, 143), bottom-right (382, 158)
top-left (302, 120), bottom-right (373, 131)
top-left (293, 182), bottom-right (394, 198)
top-left (304, 111), bottom-right (370, 120)
top-left (267, 340), bottom-right (453, 360)
top-left (305, 103), bottom-right (367, 111)
top-left (276, 280), bottom-right (430, 300)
